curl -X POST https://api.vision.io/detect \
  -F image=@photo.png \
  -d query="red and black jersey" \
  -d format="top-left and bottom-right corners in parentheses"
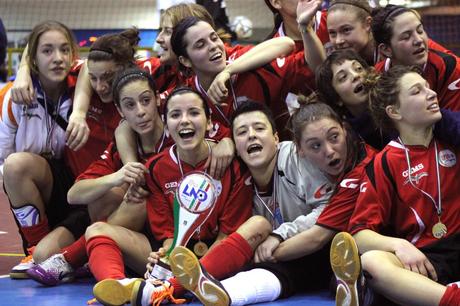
top-left (349, 139), bottom-right (460, 248)
top-left (374, 42), bottom-right (460, 111)
top-left (316, 144), bottom-right (377, 232)
top-left (76, 130), bottom-right (172, 181)
top-left (145, 145), bottom-right (252, 242)
top-left (189, 45), bottom-right (315, 140)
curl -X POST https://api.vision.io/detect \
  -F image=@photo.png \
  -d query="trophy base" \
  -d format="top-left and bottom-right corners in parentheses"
top-left (148, 259), bottom-right (174, 280)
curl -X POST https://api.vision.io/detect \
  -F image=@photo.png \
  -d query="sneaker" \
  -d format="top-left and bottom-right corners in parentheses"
top-left (93, 278), bottom-right (141, 306)
top-left (10, 253), bottom-right (35, 279)
top-left (330, 232), bottom-right (361, 306)
top-left (131, 279), bottom-right (186, 306)
top-left (26, 253), bottom-right (74, 286)
top-left (169, 246), bottom-right (230, 306)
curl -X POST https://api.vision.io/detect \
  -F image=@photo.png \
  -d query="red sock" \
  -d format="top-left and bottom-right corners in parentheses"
top-left (62, 235), bottom-right (87, 268)
top-left (440, 284), bottom-right (460, 306)
top-left (20, 217), bottom-right (50, 247)
top-left (86, 235), bottom-right (125, 281)
top-left (201, 232), bottom-right (253, 279)
top-left (168, 232), bottom-right (253, 296)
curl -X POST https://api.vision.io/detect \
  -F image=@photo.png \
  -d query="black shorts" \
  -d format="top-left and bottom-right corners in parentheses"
top-left (420, 233), bottom-right (460, 285)
top-left (246, 242), bottom-right (333, 298)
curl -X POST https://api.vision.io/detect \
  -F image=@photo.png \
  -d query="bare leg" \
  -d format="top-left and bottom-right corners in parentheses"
top-left (85, 221), bottom-right (151, 275)
top-left (33, 226), bottom-right (75, 263)
top-left (361, 250), bottom-right (446, 306)
top-left (87, 186), bottom-right (125, 222)
top-left (107, 200), bottom-right (146, 232)
top-left (235, 215), bottom-right (272, 250)
top-left (3, 152), bottom-right (53, 212)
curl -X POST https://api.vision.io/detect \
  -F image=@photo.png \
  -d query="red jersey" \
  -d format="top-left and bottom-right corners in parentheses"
top-left (349, 140), bottom-right (460, 248)
top-left (271, 10), bottom-right (330, 52)
top-left (76, 130), bottom-right (172, 181)
top-left (64, 94), bottom-right (121, 176)
top-left (136, 57), bottom-right (188, 93)
top-left (190, 45), bottom-right (315, 140)
top-left (145, 145), bottom-right (252, 242)
top-left (316, 144), bottom-right (377, 232)
top-left (374, 42), bottom-right (460, 111)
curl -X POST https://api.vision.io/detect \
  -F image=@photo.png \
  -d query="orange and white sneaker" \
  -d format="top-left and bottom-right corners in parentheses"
top-left (10, 247), bottom-right (36, 279)
top-left (131, 279), bottom-right (185, 306)
top-left (169, 246), bottom-right (230, 306)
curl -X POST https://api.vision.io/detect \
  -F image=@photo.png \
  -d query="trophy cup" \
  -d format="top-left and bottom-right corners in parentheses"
top-left (149, 172), bottom-right (221, 280)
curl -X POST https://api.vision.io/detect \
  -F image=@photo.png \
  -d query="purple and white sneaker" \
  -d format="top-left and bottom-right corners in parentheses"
top-left (27, 253), bottom-right (75, 286)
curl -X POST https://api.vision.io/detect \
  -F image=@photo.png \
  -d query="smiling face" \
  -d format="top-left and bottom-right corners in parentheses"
top-left (117, 79), bottom-right (159, 136)
top-left (298, 118), bottom-right (348, 177)
top-left (156, 15), bottom-right (176, 65)
top-left (166, 92), bottom-right (212, 153)
top-left (327, 9), bottom-right (371, 54)
top-left (386, 12), bottom-right (428, 67)
top-left (88, 60), bottom-right (120, 103)
top-left (331, 59), bottom-right (368, 111)
top-left (179, 21), bottom-right (226, 78)
top-left (233, 111), bottom-right (279, 171)
top-left (35, 30), bottom-right (72, 87)
top-left (389, 72), bottom-right (441, 131)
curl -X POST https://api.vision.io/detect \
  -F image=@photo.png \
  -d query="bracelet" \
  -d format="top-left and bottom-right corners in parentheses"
top-left (269, 232), bottom-right (285, 243)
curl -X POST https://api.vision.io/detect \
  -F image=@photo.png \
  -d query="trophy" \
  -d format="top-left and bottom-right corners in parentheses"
top-left (149, 172), bottom-right (221, 280)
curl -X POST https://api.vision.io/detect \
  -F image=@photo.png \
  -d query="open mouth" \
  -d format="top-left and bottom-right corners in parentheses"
top-left (413, 47), bottom-right (426, 55)
top-left (328, 158), bottom-right (341, 168)
top-left (178, 129), bottom-right (195, 139)
top-left (354, 83), bottom-right (364, 94)
top-left (209, 52), bottom-right (223, 62)
top-left (247, 143), bottom-right (263, 155)
top-left (427, 102), bottom-right (439, 111)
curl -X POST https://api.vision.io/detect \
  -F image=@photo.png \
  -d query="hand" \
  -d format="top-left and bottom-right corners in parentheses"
top-left (114, 162), bottom-right (147, 186)
top-left (11, 66), bottom-right (34, 105)
top-left (207, 69), bottom-right (231, 106)
top-left (66, 111), bottom-right (90, 151)
top-left (254, 235), bottom-right (281, 263)
top-left (297, 0), bottom-right (322, 28)
top-left (145, 248), bottom-right (167, 278)
top-left (394, 239), bottom-right (438, 281)
top-left (124, 184), bottom-right (149, 204)
top-left (206, 137), bottom-right (235, 179)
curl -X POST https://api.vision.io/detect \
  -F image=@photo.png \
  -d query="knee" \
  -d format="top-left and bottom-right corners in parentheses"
top-left (85, 221), bottom-right (112, 240)
top-left (237, 215), bottom-right (272, 247)
top-left (361, 250), bottom-right (391, 282)
top-left (3, 153), bottom-right (30, 182)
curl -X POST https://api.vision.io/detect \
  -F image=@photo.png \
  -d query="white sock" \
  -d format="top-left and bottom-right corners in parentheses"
top-left (221, 268), bottom-right (282, 306)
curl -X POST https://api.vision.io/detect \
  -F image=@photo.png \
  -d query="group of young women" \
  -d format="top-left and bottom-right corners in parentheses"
top-left (1, 1), bottom-right (460, 306)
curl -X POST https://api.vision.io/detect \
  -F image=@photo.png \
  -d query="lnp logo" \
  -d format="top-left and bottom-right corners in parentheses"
top-left (438, 149), bottom-right (456, 167)
top-left (314, 183), bottom-right (333, 199)
top-left (448, 78), bottom-right (460, 91)
top-left (177, 172), bottom-right (217, 213)
top-left (276, 57), bottom-right (286, 68)
top-left (404, 172), bottom-right (428, 185)
top-left (340, 178), bottom-right (359, 189)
